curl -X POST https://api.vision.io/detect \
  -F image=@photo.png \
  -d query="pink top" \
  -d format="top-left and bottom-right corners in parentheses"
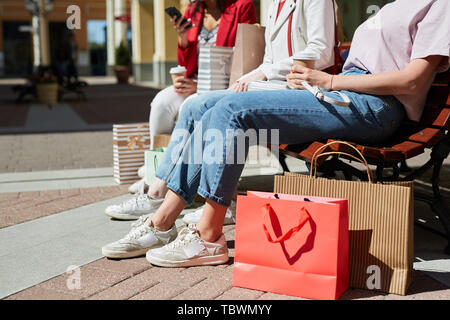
top-left (344, 0), bottom-right (450, 121)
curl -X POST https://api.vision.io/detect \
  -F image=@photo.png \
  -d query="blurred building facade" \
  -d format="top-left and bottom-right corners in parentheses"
top-left (0, 0), bottom-right (109, 77)
top-left (0, 0), bottom-right (392, 84)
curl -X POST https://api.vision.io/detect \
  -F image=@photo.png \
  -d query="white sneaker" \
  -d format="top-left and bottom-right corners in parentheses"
top-left (138, 165), bottom-right (146, 178)
top-left (130, 213), bottom-right (153, 229)
top-left (182, 201), bottom-right (236, 225)
top-left (128, 178), bottom-right (146, 194)
top-left (102, 223), bottom-right (178, 259)
top-left (105, 194), bottom-right (164, 220)
top-left (146, 224), bottom-right (229, 267)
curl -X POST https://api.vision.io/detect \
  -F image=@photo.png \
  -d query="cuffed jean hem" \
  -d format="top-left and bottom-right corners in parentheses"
top-left (197, 187), bottom-right (230, 207)
top-left (166, 182), bottom-right (194, 205)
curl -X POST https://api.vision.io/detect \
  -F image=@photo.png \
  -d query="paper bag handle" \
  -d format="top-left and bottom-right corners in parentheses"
top-left (310, 141), bottom-right (373, 183)
top-left (261, 203), bottom-right (311, 243)
top-left (153, 154), bottom-right (159, 170)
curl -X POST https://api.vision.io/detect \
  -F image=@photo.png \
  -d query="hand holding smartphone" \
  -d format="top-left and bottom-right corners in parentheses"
top-left (165, 6), bottom-right (193, 29)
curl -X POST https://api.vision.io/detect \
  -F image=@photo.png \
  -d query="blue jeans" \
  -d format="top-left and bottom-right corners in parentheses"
top-left (155, 68), bottom-right (405, 207)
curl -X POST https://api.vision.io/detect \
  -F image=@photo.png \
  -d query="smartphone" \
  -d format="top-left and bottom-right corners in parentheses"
top-left (165, 6), bottom-right (193, 29)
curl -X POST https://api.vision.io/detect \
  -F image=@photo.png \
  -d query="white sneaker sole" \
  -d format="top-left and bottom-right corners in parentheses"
top-left (146, 252), bottom-right (229, 267)
top-left (105, 210), bottom-right (153, 221)
top-left (102, 243), bottom-right (164, 259)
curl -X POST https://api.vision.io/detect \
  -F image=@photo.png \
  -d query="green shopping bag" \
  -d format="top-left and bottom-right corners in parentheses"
top-left (144, 148), bottom-right (166, 185)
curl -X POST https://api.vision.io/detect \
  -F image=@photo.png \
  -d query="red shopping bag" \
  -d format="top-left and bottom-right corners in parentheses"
top-left (232, 191), bottom-right (349, 300)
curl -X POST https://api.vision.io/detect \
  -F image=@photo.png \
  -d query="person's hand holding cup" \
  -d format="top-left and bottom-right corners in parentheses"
top-left (287, 52), bottom-right (320, 89)
top-left (171, 65), bottom-right (197, 96)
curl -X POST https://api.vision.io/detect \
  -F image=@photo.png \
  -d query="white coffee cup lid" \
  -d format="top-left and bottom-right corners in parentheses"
top-left (293, 52), bottom-right (319, 61)
top-left (170, 66), bottom-right (187, 74)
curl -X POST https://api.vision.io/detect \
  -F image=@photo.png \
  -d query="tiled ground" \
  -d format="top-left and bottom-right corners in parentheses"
top-left (0, 185), bottom-right (129, 228)
top-left (0, 131), bottom-right (113, 173)
top-left (5, 223), bottom-right (450, 300)
top-left (0, 131), bottom-right (113, 172)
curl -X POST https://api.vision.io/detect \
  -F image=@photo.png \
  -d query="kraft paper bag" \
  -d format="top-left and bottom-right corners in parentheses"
top-left (233, 191), bottom-right (349, 300)
top-left (274, 172), bottom-right (414, 296)
top-left (153, 134), bottom-right (171, 149)
top-left (144, 148), bottom-right (166, 186)
top-left (228, 24), bottom-right (266, 86)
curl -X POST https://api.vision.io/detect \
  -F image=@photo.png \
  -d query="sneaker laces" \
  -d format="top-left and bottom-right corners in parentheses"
top-left (166, 224), bottom-right (200, 250)
top-left (123, 223), bottom-right (153, 241)
top-left (131, 214), bottom-right (151, 229)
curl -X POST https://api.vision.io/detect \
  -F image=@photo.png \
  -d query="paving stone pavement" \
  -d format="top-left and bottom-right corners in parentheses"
top-left (5, 222), bottom-right (450, 300)
top-left (0, 131), bottom-right (113, 173)
top-left (0, 185), bottom-right (129, 229)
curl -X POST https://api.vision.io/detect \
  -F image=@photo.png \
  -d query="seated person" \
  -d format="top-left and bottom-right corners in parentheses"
top-left (103, 0), bottom-right (338, 258)
top-left (114, 0), bottom-right (256, 211)
top-left (105, 0), bottom-right (449, 264)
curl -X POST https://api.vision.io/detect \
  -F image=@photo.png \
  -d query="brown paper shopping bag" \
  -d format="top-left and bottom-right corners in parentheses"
top-left (273, 142), bottom-right (414, 295)
top-left (228, 24), bottom-right (266, 86)
top-left (153, 134), bottom-right (171, 149)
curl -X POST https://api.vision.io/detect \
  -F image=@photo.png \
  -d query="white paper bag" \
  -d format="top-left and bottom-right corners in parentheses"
top-left (197, 46), bottom-right (234, 94)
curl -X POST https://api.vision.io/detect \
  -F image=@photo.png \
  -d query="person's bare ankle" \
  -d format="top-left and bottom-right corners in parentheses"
top-left (147, 191), bottom-right (164, 200)
top-left (196, 228), bottom-right (221, 243)
top-left (150, 218), bottom-right (170, 232)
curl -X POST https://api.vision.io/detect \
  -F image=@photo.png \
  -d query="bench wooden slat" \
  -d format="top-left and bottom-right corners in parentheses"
top-left (378, 148), bottom-right (404, 160)
top-left (298, 142), bottom-right (327, 164)
top-left (280, 142), bottom-right (327, 165)
top-left (390, 141), bottom-right (425, 159)
top-left (408, 128), bottom-right (445, 148)
top-left (420, 106), bottom-right (450, 130)
top-left (326, 139), bottom-right (382, 159)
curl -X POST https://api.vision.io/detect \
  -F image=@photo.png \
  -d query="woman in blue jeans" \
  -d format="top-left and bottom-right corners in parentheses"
top-left (105, 0), bottom-right (449, 267)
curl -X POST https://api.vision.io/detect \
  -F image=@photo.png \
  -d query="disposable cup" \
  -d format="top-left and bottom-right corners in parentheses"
top-left (293, 52), bottom-right (319, 69)
top-left (170, 66), bottom-right (187, 84)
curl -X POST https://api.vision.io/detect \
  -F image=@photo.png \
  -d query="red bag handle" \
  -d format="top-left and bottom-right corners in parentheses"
top-left (261, 203), bottom-right (311, 243)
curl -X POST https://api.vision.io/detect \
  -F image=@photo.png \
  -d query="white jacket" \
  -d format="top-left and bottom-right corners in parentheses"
top-left (248, 0), bottom-right (336, 81)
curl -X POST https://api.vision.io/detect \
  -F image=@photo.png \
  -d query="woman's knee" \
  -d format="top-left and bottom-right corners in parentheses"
top-left (181, 90), bottom-right (234, 122)
top-left (179, 93), bottom-right (215, 122)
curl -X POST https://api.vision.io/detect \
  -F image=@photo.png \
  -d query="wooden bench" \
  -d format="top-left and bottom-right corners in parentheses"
top-left (279, 69), bottom-right (450, 254)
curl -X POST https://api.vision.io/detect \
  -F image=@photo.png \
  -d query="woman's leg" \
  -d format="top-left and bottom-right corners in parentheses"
top-left (149, 90), bottom-right (233, 198)
top-left (144, 86), bottom-right (186, 198)
top-left (149, 86), bottom-right (186, 149)
top-left (155, 87), bottom-right (405, 233)
top-left (146, 85), bottom-right (405, 266)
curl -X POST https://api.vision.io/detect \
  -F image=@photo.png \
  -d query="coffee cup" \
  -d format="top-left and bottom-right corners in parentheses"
top-left (170, 65), bottom-right (187, 84)
top-left (293, 52), bottom-right (319, 69)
